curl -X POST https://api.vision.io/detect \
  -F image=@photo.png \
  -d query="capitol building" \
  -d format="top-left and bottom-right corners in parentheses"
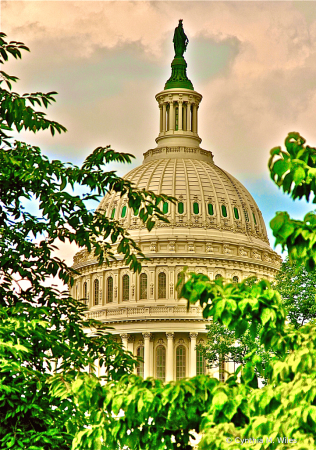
top-left (72, 22), bottom-right (280, 382)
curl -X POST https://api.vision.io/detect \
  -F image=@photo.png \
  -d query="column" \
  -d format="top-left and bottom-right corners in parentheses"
top-left (183, 104), bottom-right (187, 131)
top-left (166, 332), bottom-right (174, 381)
top-left (178, 101), bottom-right (183, 131)
top-left (169, 101), bottom-right (174, 131)
top-left (192, 103), bottom-right (197, 133)
top-left (189, 332), bottom-right (198, 377)
top-left (143, 332), bottom-right (152, 378)
top-left (159, 104), bottom-right (163, 133)
top-left (120, 333), bottom-right (129, 351)
top-left (162, 103), bottom-right (166, 132)
top-left (186, 102), bottom-right (191, 131)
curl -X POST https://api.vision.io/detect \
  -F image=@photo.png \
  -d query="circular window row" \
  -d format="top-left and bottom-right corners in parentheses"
top-left (109, 202), bottom-right (258, 222)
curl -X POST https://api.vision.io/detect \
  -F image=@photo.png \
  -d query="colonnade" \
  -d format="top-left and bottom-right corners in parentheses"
top-left (120, 331), bottom-right (199, 381)
top-left (159, 101), bottom-right (198, 133)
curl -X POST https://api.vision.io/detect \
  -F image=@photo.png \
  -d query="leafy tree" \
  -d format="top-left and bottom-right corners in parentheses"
top-left (0, 32), bottom-right (173, 450)
top-left (52, 132), bottom-right (316, 450)
top-left (274, 257), bottom-right (316, 328)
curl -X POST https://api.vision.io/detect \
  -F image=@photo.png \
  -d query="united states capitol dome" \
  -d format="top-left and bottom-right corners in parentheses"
top-left (72, 21), bottom-right (281, 382)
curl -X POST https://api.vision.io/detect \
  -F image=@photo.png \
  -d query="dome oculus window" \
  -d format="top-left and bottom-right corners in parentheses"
top-left (234, 207), bottom-right (239, 220)
top-left (221, 205), bottom-right (227, 217)
top-left (163, 202), bottom-right (169, 214)
top-left (121, 206), bottom-right (127, 218)
top-left (193, 202), bottom-right (199, 215)
top-left (232, 276), bottom-right (239, 283)
top-left (178, 202), bottom-right (184, 214)
top-left (215, 274), bottom-right (222, 280)
top-left (208, 203), bottom-right (214, 215)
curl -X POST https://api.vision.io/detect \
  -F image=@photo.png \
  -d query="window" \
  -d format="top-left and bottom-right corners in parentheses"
top-left (111, 208), bottom-right (115, 219)
top-left (215, 274), bottom-right (222, 280)
top-left (177, 272), bottom-right (184, 299)
top-left (107, 277), bottom-right (113, 303)
top-left (208, 203), bottom-right (214, 215)
top-left (244, 210), bottom-right (249, 222)
top-left (253, 212), bottom-right (257, 225)
top-left (176, 345), bottom-right (186, 380)
top-left (232, 276), bottom-right (239, 284)
top-left (193, 202), bottom-right (199, 214)
top-left (234, 207), bottom-right (239, 220)
top-left (83, 281), bottom-right (88, 306)
top-left (158, 272), bottom-right (166, 299)
top-left (178, 202), bottom-right (184, 214)
top-left (140, 273), bottom-right (147, 300)
top-left (175, 106), bottom-right (179, 131)
top-left (196, 348), bottom-right (206, 375)
top-left (137, 346), bottom-right (144, 378)
top-left (94, 279), bottom-right (99, 306)
top-left (122, 274), bottom-right (129, 301)
top-left (219, 356), bottom-right (225, 382)
top-left (163, 202), bottom-right (169, 214)
top-left (121, 205), bottom-right (127, 218)
top-left (156, 346), bottom-right (166, 381)
top-left (221, 205), bottom-right (227, 217)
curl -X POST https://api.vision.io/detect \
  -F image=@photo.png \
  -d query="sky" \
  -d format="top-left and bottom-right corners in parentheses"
top-left (2, 0), bottom-right (316, 264)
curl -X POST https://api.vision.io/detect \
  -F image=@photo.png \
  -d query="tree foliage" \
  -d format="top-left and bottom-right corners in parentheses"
top-left (0, 33), bottom-right (174, 449)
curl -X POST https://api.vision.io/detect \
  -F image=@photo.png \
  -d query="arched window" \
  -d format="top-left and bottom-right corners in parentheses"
top-left (158, 272), bottom-right (166, 299)
top-left (94, 279), bottom-right (99, 306)
top-left (232, 276), bottom-right (239, 284)
top-left (221, 205), bottom-right (227, 217)
top-left (234, 207), bottom-right (239, 220)
top-left (83, 281), bottom-right (88, 306)
top-left (176, 345), bottom-right (186, 380)
top-left (107, 277), bottom-right (113, 303)
top-left (156, 346), bottom-right (166, 381)
top-left (121, 205), bottom-right (127, 218)
top-left (177, 272), bottom-right (184, 299)
top-left (193, 202), bottom-right (199, 214)
top-left (208, 203), bottom-right (214, 215)
top-left (140, 273), bottom-right (147, 300)
top-left (215, 274), bottom-right (222, 280)
top-left (122, 274), bottom-right (129, 301)
top-left (111, 208), bottom-right (116, 219)
top-left (196, 348), bottom-right (206, 375)
top-left (178, 202), bottom-right (184, 214)
top-left (137, 346), bottom-right (144, 378)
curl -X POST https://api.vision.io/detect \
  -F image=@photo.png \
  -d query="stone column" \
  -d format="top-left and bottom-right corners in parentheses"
top-left (178, 101), bottom-right (183, 131)
top-left (120, 333), bottom-right (129, 351)
top-left (143, 332), bottom-right (152, 378)
top-left (166, 332), bottom-right (174, 381)
top-left (186, 102), bottom-right (191, 131)
top-left (189, 332), bottom-right (198, 377)
top-left (192, 103), bottom-right (197, 133)
top-left (169, 100), bottom-right (174, 131)
top-left (162, 103), bottom-right (166, 132)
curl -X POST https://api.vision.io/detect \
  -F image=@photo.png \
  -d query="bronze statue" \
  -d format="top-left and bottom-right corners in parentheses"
top-left (173, 19), bottom-right (189, 57)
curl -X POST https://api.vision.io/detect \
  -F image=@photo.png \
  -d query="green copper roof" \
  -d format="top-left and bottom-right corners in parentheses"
top-left (164, 20), bottom-right (194, 91)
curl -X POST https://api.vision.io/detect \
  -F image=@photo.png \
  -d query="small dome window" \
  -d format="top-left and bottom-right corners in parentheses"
top-left (253, 212), bottom-right (257, 225)
top-left (232, 276), bottom-right (239, 283)
top-left (111, 208), bottom-right (116, 219)
top-left (215, 274), bottom-right (222, 280)
top-left (221, 205), bottom-right (227, 217)
top-left (244, 210), bottom-right (249, 222)
top-left (121, 206), bottom-right (127, 218)
top-left (234, 207), bottom-right (239, 220)
top-left (193, 202), bottom-right (199, 215)
top-left (208, 203), bottom-right (214, 216)
top-left (163, 202), bottom-right (169, 214)
top-left (178, 202), bottom-right (184, 214)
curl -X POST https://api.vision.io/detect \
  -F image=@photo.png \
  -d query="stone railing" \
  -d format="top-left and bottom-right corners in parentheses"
top-left (86, 305), bottom-right (203, 321)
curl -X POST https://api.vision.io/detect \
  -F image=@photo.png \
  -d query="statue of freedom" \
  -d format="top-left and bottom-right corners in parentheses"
top-left (173, 19), bottom-right (189, 57)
